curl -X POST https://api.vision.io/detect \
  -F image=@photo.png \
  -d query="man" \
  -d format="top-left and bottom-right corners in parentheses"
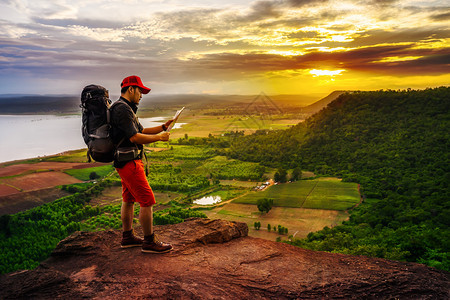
top-left (111, 75), bottom-right (173, 253)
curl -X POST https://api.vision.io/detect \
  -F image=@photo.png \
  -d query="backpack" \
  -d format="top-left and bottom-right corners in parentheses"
top-left (80, 84), bottom-right (116, 162)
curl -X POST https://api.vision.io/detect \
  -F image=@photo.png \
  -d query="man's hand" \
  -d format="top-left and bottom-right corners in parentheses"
top-left (164, 119), bottom-right (174, 130)
top-left (159, 132), bottom-right (170, 141)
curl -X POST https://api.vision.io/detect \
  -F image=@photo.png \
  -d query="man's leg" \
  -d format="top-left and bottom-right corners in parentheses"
top-left (118, 173), bottom-right (143, 248)
top-left (120, 201), bottom-right (143, 248)
top-left (121, 201), bottom-right (135, 232)
top-left (139, 206), bottom-right (153, 236)
top-left (141, 205), bottom-right (172, 253)
top-left (117, 160), bottom-right (172, 253)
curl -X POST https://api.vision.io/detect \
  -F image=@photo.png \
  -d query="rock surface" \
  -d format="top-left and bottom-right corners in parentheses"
top-left (1, 218), bottom-right (448, 299)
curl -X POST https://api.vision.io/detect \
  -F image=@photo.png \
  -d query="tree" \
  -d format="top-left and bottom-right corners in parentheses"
top-left (274, 168), bottom-right (287, 183)
top-left (278, 226), bottom-right (283, 234)
top-left (257, 198), bottom-right (274, 213)
top-left (254, 221), bottom-right (261, 230)
top-left (89, 172), bottom-right (99, 180)
top-left (291, 167), bottom-right (302, 181)
top-left (267, 224), bottom-right (271, 231)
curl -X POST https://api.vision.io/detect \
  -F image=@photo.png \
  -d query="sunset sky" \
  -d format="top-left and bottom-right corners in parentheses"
top-left (0, 0), bottom-right (448, 96)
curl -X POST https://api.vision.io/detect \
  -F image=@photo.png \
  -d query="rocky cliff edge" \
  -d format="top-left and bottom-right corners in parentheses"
top-left (0, 218), bottom-right (448, 299)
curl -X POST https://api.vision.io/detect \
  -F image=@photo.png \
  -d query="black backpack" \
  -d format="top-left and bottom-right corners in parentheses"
top-left (81, 84), bottom-right (116, 162)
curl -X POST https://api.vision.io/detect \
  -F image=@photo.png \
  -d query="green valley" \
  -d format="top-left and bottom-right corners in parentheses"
top-left (0, 87), bottom-right (448, 274)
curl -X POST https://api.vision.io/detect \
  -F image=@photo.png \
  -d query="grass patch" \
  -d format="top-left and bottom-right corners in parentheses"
top-left (302, 179), bottom-right (360, 210)
top-left (207, 189), bottom-right (246, 201)
top-left (197, 155), bottom-right (265, 181)
top-left (219, 180), bottom-right (260, 187)
top-left (234, 180), bottom-right (317, 207)
top-left (150, 145), bottom-right (215, 161)
top-left (217, 209), bottom-right (249, 218)
top-left (44, 149), bottom-right (88, 162)
top-left (64, 165), bottom-right (115, 181)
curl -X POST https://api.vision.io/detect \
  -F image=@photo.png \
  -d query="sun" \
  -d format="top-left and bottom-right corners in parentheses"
top-left (309, 69), bottom-right (346, 77)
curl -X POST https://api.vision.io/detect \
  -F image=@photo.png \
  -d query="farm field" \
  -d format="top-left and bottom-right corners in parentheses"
top-left (0, 162), bottom-right (112, 198)
top-left (2, 172), bottom-right (82, 192)
top-left (197, 177), bottom-right (360, 241)
top-left (89, 186), bottom-right (183, 207)
top-left (0, 159), bottom-right (113, 213)
top-left (0, 187), bottom-right (70, 215)
top-left (64, 165), bottom-right (115, 181)
top-left (0, 161), bottom-right (106, 177)
top-left (302, 179), bottom-right (361, 210)
top-left (233, 178), bottom-right (360, 211)
top-left (170, 115), bottom-right (304, 139)
top-left (201, 203), bottom-right (349, 241)
top-left (218, 180), bottom-right (261, 188)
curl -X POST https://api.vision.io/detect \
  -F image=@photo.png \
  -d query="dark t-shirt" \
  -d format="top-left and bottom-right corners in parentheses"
top-left (110, 97), bottom-right (144, 168)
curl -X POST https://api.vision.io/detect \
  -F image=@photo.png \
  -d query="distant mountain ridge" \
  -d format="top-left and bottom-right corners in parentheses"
top-left (0, 93), bottom-right (331, 114)
top-left (0, 95), bottom-right (80, 114)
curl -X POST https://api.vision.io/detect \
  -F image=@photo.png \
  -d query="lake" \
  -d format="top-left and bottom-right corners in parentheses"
top-left (0, 114), bottom-right (184, 163)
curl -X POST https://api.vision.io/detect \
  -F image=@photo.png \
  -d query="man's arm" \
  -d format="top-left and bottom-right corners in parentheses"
top-left (129, 132), bottom-right (170, 145)
top-left (142, 120), bottom-right (174, 135)
top-left (142, 125), bottom-right (164, 135)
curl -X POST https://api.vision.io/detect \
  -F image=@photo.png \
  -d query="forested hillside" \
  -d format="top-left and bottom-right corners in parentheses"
top-left (228, 87), bottom-right (450, 270)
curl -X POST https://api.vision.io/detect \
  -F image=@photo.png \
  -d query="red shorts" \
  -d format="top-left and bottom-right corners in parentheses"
top-left (116, 159), bottom-right (156, 207)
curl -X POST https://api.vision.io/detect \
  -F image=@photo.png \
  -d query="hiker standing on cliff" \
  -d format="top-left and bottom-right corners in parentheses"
top-left (110, 75), bottom-right (173, 253)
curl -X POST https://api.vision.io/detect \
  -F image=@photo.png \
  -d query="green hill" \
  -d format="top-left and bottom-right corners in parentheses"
top-left (228, 87), bottom-right (450, 270)
top-left (300, 90), bottom-right (348, 113)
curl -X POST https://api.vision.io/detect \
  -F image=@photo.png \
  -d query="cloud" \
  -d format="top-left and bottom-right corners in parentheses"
top-left (175, 44), bottom-right (450, 78)
top-left (0, 0), bottom-right (449, 94)
top-left (348, 28), bottom-right (450, 47)
top-left (430, 11), bottom-right (450, 21)
top-left (31, 17), bottom-right (128, 29)
top-left (242, 0), bottom-right (282, 22)
top-left (285, 0), bottom-right (326, 7)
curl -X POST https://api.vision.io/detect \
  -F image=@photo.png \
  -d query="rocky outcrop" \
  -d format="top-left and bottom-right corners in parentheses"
top-left (1, 218), bottom-right (448, 299)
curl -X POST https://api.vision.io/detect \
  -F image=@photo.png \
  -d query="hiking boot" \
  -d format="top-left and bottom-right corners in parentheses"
top-left (121, 229), bottom-right (143, 248)
top-left (142, 233), bottom-right (173, 253)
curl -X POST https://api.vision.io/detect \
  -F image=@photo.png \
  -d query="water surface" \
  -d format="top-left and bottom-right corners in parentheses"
top-left (193, 195), bottom-right (222, 205)
top-left (0, 114), bottom-right (183, 163)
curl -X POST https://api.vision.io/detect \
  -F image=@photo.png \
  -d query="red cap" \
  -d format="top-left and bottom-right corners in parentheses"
top-left (120, 75), bottom-right (151, 94)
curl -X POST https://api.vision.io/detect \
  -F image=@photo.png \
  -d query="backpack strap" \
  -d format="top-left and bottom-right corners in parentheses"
top-left (87, 148), bottom-right (92, 163)
top-left (110, 98), bottom-right (140, 150)
top-left (106, 106), bottom-right (110, 125)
